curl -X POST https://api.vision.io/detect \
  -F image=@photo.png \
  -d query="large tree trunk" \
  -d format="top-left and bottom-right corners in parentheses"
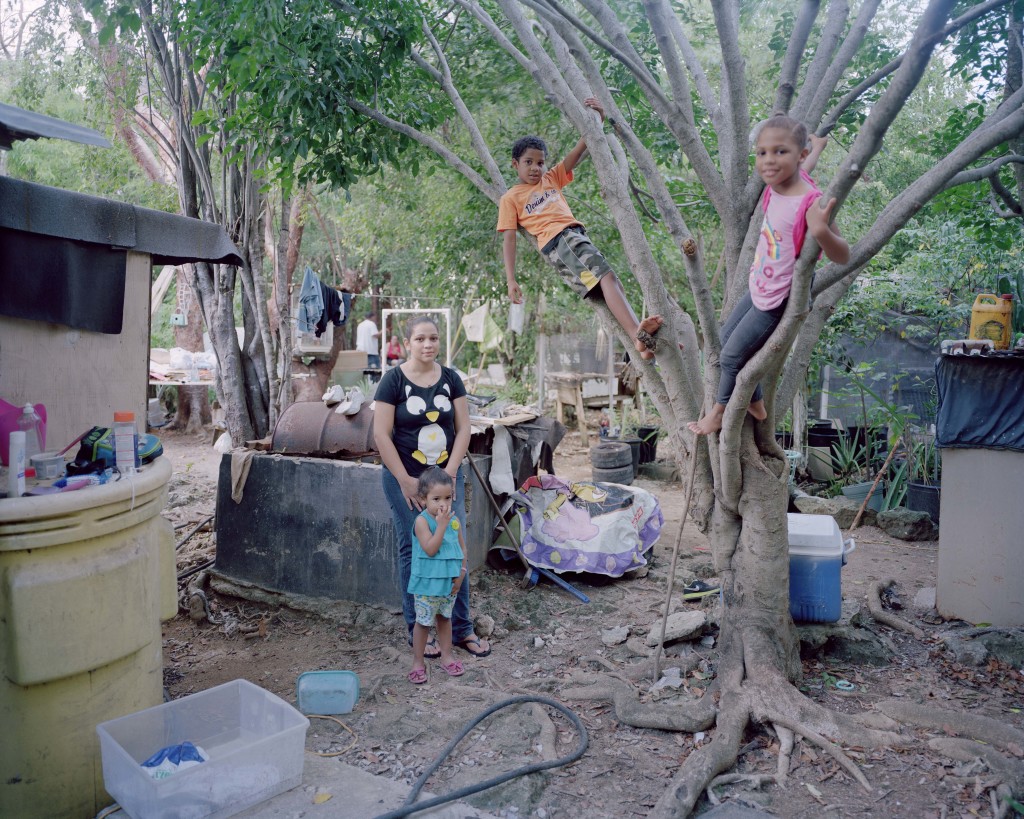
top-left (349, 0), bottom-right (1024, 812)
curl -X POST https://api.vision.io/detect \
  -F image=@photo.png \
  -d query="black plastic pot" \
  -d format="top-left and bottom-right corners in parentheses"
top-left (807, 423), bottom-right (840, 448)
top-left (636, 426), bottom-right (660, 464)
top-left (906, 481), bottom-right (940, 525)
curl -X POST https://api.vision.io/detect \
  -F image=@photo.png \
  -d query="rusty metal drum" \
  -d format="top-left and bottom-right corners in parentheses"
top-left (270, 401), bottom-right (376, 456)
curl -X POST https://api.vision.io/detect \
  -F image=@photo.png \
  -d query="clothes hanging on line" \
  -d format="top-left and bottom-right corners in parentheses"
top-left (315, 281), bottom-right (344, 337)
top-left (298, 265), bottom-right (324, 334)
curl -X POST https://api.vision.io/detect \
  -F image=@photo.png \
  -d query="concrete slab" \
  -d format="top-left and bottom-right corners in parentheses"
top-left (239, 752), bottom-right (498, 818)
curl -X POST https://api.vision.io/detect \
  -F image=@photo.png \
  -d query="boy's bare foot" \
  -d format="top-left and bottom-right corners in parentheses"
top-left (634, 315), bottom-right (664, 360)
top-left (687, 404), bottom-right (725, 436)
top-left (748, 400), bottom-right (767, 421)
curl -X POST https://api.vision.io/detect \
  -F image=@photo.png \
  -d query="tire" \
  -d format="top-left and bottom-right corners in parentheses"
top-left (590, 441), bottom-right (632, 469)
top-left (592, 463), bottom-right (635, 485)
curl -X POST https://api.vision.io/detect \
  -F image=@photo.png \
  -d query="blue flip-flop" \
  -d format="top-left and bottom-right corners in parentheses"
top-left (454, 636), bottom-right (491, 658)
top-left (409, 635), bottom-right (442, 659)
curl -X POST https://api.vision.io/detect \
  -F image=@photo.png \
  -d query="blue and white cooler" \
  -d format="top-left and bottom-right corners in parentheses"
top-left (787, 513), bottom-right (856, 623)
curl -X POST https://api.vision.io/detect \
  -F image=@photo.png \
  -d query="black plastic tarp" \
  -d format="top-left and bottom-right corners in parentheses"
top-left (0, 227), bottom-right (126, 333)
top-left (935, 354), bottom-right (1024, 452)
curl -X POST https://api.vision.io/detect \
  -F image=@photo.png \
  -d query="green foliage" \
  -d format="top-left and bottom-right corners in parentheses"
top-left (995, 271), bottom-right (1024, 339)
top-left (4, 45), bottom-right (174, 209)
top-left (180, 0), bottom-right (434, 190)
top-left (882, 458), bottom-right (909, 511)
top-left (815, 214), bottom-right (1016, 369)
top-left (948, 4), bottom-right (1016, 98)
top-left (906, 431), bottom-right (940, 485)
top-left (495, 379), bottom-right (533, 406)
top-left (828, 429), bottom-right (869, 489)
top-left (151, 283), bottom-right (177, 351)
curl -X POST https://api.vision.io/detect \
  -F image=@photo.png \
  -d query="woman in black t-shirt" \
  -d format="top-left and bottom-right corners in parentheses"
top-left (373, 315), bottom-right (492, 660)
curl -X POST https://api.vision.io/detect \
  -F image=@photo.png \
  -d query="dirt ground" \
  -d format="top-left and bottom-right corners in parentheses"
top-left (157, 422), bottom-right (1024, 819)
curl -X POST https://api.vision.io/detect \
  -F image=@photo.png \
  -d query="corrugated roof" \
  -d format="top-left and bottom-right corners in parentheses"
top-left (0, 176), bottom-right (244, 266)
top-left (0, 101), bottom-right (111, 150)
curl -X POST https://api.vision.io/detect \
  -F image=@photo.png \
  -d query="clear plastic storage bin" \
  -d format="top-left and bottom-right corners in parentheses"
top-left (96, 679), bottom-right (309, 819)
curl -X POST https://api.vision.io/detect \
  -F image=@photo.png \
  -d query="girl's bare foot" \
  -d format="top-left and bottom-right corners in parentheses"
top-left (748, 400), bottom-right (767, 421)
top-left (634, 315), bottom-right (664, 360)
top-left (687, 404), bottom-right (725, 435)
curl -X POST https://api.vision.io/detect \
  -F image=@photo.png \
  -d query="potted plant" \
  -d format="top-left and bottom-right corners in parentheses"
top-left (605, 403), bottom-right (642, 474)
top-left (613, 401), bottom-right (665, 469)
top-left (828, 430), bottom-right (886, 512)
top-left (905, 427), bottom-right (940, 524)
top-left (635, 424), bottom-right (661, 464)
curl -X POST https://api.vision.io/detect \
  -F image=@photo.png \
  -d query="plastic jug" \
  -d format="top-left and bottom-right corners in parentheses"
top-left (0, 400), bottom-right (46, 466)
top-left (969, 293), bottom-right (1013, 350)
top-left (17, 404), bottom-right (44, 459)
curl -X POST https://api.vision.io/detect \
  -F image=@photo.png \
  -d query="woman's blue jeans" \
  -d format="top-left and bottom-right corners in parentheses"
top-left (717, 291), bottom-right (788, 406)
top-left (382, 466), bottom-right (473, 643)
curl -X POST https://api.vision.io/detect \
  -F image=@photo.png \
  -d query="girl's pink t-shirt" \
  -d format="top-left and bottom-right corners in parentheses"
top-left (748, 184), bottom-right (821, 311)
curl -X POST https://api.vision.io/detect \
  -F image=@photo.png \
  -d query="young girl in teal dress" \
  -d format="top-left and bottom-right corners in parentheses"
top-left (407, 467), bottom-right (468, 684)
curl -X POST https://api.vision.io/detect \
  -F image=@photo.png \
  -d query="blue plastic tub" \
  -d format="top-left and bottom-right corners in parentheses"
top-left (788, 513), bottom-right (856, 623)
top-left (295, 670), bottom-right (360, 715)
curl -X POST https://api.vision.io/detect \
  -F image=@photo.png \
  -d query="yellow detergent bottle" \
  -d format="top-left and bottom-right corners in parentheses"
top-left (968, 293), bottom-right (1013, 350)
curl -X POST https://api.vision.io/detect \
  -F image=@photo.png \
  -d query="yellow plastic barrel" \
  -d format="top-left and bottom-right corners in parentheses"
top-left (0, 458), bottom-right (176, 818)
top-left (969, 293), bottom-right (1013, 350)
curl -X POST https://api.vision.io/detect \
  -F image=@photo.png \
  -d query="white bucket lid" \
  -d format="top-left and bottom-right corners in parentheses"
top-left (787, 513), bottom-right (844, 557)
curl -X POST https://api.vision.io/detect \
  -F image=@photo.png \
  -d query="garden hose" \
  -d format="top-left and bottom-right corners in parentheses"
top-left (372, 695), bottom-right (588, 819)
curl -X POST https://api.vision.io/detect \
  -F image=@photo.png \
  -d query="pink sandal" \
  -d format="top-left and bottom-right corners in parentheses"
top-left (408, 667), bottom-right (427, 685)
top-left (439, 660), bottom-right (464, 677)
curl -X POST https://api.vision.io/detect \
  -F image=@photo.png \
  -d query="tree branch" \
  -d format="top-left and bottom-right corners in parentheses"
top-left (820, 0), bottom-right (1014, 135)
top-left (651, 0), bottom-right (719, 125)
top-left (453, 0), bottom-right (534, 76)
top-left (795, 0), bottom-right (882, 127)
top-left (943, 154), bottom-right (1024, 191)
top-left (345, 98), bottom-right (503, 203)
top-left (416, 21), bottom-right (506, 189)
top-left (712, 1), bottom-right (751, 197)
top-left (774, 0), bottom-right (828, 116)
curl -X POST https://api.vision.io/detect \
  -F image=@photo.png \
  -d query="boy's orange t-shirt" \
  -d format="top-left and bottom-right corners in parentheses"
top-left (496, 162), bottom-right (581, 249)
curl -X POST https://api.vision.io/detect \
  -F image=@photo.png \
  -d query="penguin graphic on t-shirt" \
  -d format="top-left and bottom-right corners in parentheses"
top-left (407, 384), bottom-right (452, 465)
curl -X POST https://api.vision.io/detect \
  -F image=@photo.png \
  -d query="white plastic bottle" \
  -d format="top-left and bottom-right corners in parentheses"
top-left (7, 430), bottom-right (26, 498)
top-left (17, 403), bottom-right (43, 459)
top-left (113, 411), bottom-right (140, 474)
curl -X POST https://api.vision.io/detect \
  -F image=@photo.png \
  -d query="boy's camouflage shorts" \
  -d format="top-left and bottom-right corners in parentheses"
top-left (542, 226), bottom-right (612, 298)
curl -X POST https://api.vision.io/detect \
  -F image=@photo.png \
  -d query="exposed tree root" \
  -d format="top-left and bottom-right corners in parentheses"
top-left (576, 654), bottom-right (660, 684)
top-left (774, 723), bottom-right (795, 783)
top-left (531, 703), bottom-right (558, 761)
top-left (560, 677), bottom-right (717, 732)
top-left (765, 711), bottom-right (872, 792)
top-left (747, 670), bottom-right (906, 750)
top-left (706, 773), bottom-right (778, 806)
top-left (995, 784), bottom-right (1016, 819)
top-left (866, 579), bottom-right (925, 639)
top-left (928, 737), bottom-right (1024, 801)
top-left (875, 698), bottom-right (1024, 754)
top-left (651, 695), bottom-right (747, 818)
top-left (955, 626), bottom-right (1024, 639)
